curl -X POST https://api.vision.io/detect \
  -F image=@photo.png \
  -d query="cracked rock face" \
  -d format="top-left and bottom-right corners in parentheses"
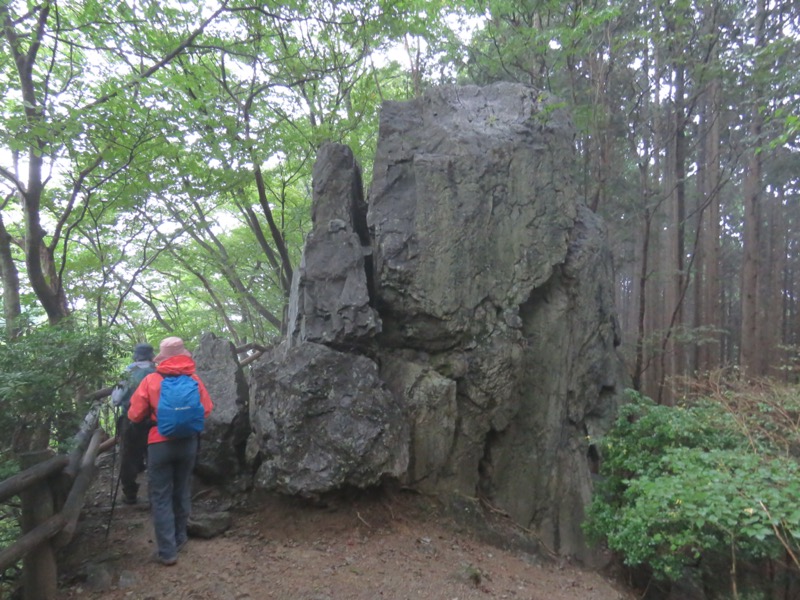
top-left (286, 143), bottom-right (380, 348)
top-left (249, 342), bottom-right (408, 496)
top-left (193, 332), bottom-right (250, 483)
top-left (249, 82), bottom-right (625, 563)
top-left (368, 84), bottom-right (577, 349)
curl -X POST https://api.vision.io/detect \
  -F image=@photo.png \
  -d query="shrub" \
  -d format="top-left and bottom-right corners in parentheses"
top-left (0, 321), bottom-right (122, 453)
top-left (585, 388), bottom-right (800, 584)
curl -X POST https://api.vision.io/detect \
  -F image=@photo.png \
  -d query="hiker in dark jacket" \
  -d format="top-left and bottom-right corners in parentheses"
top-left (111, 343), bottom-right (157, 505)
top-left (128, 337), bottom-right (213, 566)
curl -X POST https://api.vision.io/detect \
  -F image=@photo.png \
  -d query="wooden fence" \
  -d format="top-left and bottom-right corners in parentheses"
top-left (0, 389), bottom-right (117, 600)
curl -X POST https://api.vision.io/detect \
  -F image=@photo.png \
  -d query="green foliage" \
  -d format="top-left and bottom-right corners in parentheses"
top-left (585, 389), bottom-right (800, 582)
top-left (0, 321), bottom-right (123, 452)
top-left (0, 321), bottom-right (121, 594)
top-left (0, 457), bottom-right (20, 589)
top-left (0, 502), bottom-right (21, 598)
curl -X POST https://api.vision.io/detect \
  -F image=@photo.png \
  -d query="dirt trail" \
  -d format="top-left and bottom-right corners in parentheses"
top-left (56, 455), bottom-right (637, 600)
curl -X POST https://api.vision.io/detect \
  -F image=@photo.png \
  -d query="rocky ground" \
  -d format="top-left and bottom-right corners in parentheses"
top-left (55, 454), bottom-right (639, 600)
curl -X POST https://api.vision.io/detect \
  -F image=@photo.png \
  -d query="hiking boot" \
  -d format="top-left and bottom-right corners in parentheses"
top-left (151, 552), bottom-right (177, 566)
top-left (122, 495), bottom-right (137, 505)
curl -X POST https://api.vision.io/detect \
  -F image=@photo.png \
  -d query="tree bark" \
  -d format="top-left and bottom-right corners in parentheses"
top-left (3, 1), bottom-right (70, 325)
top-left (739, 0), bottom-right (767, 376)
top-left (702, 74), bottom-right (722, 372)
top-left (0, 210), bottom-right (22, 337)
top-left (670, 62), bottom-right (687, 383)
top-left (765, 189), bottom-right (786, 377)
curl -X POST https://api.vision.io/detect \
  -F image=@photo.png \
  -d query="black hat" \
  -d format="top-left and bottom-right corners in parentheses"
top-left (132, 343), bottom-right (155, 362)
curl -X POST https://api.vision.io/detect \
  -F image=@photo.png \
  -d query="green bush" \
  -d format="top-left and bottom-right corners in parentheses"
top-left (0, 496), bottom-right (20, 596)
top-left (0, 322), bottom-right (123, 596)
top-left (0, 321), bottom-right (123, 453)
top-left (585, 389), bottom-right (800, 582)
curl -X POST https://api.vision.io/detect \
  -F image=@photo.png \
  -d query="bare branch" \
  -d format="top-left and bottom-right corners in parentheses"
top-left (0, 165), bottom-right (25, 195)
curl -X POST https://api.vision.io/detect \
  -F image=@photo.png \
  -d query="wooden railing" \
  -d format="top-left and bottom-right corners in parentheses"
top-left (0, 390), bottom-right (117, 600)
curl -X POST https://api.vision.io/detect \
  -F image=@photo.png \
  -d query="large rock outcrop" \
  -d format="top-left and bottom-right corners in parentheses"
top-left (248, 82), bottom-right (625, 562)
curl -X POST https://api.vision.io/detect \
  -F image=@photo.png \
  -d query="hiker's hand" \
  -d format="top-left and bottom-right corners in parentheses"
top-left (110, 384), bottom-right (127, 407)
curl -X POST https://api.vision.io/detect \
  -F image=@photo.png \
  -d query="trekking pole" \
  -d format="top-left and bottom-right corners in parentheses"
top-left (105, 405), bottom-right (122, 539)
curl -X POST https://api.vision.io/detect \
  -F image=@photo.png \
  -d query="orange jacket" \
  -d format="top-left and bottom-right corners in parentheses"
top-left (128, 355), bottom-right (213, 445)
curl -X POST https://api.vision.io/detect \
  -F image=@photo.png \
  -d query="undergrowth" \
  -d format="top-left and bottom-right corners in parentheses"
top-left (585, 378), bottom-right (800, 598)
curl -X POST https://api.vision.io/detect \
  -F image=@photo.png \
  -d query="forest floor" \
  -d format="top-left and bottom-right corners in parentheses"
top-left (54, 452), bottom-right (639, 600)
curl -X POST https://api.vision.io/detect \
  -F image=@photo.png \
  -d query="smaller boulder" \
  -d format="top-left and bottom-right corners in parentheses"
top-left (188, 511), bottom-right (232, 539)
top-left (193, 333), bottom-right (250, 483)
top-left (249, 342), bottom-right (408, 495)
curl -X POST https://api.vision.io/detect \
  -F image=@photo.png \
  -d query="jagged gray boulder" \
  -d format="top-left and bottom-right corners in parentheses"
top-left (247, 82), bottom-right (625, 564)
top-left (286, 144), bottom-right (380, 347)
top-left (364, 83), bottom-right (625, 562)
top-left (249, 342), bottom-right (408, 495)
top-left (193, 332), bottom-right (250, 483)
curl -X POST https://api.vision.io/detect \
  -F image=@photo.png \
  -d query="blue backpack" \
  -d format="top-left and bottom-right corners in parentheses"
top-left (156, 374), bottom-right (205, 438)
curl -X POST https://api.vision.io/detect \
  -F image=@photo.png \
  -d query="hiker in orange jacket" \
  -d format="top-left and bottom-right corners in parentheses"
top-left (128, 337), bottom-right (213, 566)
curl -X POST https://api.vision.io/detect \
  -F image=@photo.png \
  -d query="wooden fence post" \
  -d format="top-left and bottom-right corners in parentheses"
top-left (19, 450), bottom-right (58, 600)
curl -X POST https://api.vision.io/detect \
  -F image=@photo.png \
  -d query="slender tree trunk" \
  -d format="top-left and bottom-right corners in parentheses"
top-left (588, 49), bottom-right (613, 214)
top-left (703, 75), bottom-right (722, 372)
top-left (253, 164), bottom-right (294, 294)
top-left (631, 43), bottom-right (659, 396)
top-left (695, 68), bottom-right (723, 374)
top-left (5, 2), bottom-right (70, 325)
top-left (694, 148), bottom-right (706, 375)
top-left (633, 206), bottom-right (652, 391)
top-left (740, 0), bottom-right (767, 376)
top-left (671, 63), bottom-right (687, 382)
top-left (740, 166), bottom-right (762, 376)
top-left (0, 212), bottom-right (22, 337)
top-left (766, 190), bottom-right (786, 377)
top-left (645, 41), bottom-right (667, 402)
top-left (781, 202), bottom-right (796, 382)
top-left (659, 80), bottom-right (678, 404)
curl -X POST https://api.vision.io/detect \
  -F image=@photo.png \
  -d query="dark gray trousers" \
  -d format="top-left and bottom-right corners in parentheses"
top-left (147, 436), bottom-right (197, 561)
top-left (118, 417), bottom-right (149, 500)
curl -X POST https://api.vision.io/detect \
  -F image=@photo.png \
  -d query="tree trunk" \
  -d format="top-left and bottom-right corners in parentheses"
top-left (633, 206), bottom-right (652, 391)
top-left (702, 75), bottom-right (722, 372)
top-left (739, 0), bottom-right (767, 376)
top-left (695, 63), bottom-right (723, 375)
top-left (670, 62), bottom-right (687, 385)
top-left (4, 2), bottom-right (70, 325)
top-left (765, 189), bottom-right (786, 377)
top-left (22, 185), bottom-right (71, 325)
top-left (0, 212), bottom-right (22, 337)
